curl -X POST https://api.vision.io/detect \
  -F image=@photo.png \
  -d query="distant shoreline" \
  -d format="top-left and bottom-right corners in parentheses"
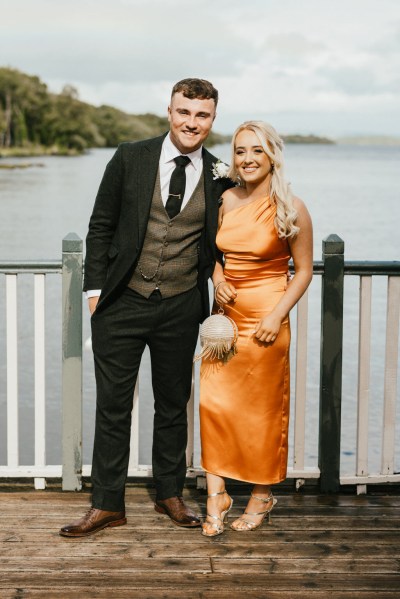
top-left (3, 135), bottom-right (400, 161)
top-left (0, 145), bottom-right (82, 159)
top-left (2, 68), bottom-right (400, 158)
top-left (0, 134), bottom-right (335, 159)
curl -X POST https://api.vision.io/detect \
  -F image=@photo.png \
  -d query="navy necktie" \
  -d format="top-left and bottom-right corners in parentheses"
top-left (165, 155), bottom-right (191, 219)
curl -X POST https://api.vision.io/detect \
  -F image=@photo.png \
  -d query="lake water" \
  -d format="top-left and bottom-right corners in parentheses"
top-left (0, 143), bottom-right (399, 477)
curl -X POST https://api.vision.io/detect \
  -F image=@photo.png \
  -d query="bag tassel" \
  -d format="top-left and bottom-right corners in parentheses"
top-left (194, 309), bottom-right (238, 363)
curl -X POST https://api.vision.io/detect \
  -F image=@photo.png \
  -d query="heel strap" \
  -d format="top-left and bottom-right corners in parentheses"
top-left (251, 492), bottom-right (273, 504)
top-left (207, 490), bottom-right (227, 498)
top-left (206, 513), bottom-right (223, 523)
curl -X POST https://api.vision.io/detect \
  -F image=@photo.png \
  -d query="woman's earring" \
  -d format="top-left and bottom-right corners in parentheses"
top-left (270, 162), bottom-right (275, 174)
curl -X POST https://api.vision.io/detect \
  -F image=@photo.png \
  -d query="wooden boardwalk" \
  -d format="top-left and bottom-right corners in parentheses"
top-left (0, 486), bottom-right (400, 598)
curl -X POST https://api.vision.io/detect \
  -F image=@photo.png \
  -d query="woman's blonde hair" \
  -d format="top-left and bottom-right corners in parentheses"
top-left (228, 121), bottom-right (299, 238)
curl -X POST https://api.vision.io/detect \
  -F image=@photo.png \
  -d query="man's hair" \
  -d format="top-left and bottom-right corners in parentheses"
top-left (171, 78), bottom-right (218, 107)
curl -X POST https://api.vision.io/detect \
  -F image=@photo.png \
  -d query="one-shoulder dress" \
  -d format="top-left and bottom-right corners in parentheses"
top-left (200, 195), bottom-right (291, 484)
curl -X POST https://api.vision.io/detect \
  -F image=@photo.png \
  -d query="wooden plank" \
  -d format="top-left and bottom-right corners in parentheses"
top-left (1, 503), bottom-right (399, 518)
top-left (4, 499), bottom-right (400, 514)
top-left (0, 573), bottom-right (399, 591)
top-left (61, 233), bottom-right (83, 492)
top-left (2, 491), bottom-right (400, 507)
top-left (6, 274), bottom-right (18, 468)
top-left (293, 290), bottom-right (309, 471)
top-left (34, 273), bottom-right (46, 491)
top-left (319, 235), bottom-right (344, 492)
top-left (0, 590), bottom-right (398, 599)
top-left (2, 530), bottom-right (400, 546)
top-left (0, 466), bottom-right (62, 477)
top-left (357, 276), bottom-right (372, 477)
top-left (1, 516), bottom-right (399, 532)
top-left (381, 276), bottom-right (400, 475)
top-left (1, 542), bottom-right (400, 559)
top-left (1, 557), bottom-right (212, 573)
top-left (341, 474), bottom-right (400, 485)
top-left (212, 557), bottom-right (400, 574)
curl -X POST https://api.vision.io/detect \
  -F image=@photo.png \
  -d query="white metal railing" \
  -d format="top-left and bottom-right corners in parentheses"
top-left (340, 272), bottom-right (400, 492)
top-left (1, 264), bottom-right (61, 487)
top-left (1, 235), bottom-right (399, 493)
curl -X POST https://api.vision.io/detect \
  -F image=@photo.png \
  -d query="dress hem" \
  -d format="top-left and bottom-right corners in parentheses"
top-left (201, 466), bottom-right (287, 487)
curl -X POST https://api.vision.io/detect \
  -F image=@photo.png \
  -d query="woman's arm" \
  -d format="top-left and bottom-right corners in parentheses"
top-left (211, 202), bottom-right (238, 305)
top-left (254, 197), bottom-right (313, 342)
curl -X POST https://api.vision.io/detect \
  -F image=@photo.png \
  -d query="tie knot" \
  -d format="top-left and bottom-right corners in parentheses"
top-left (174, 155), bottom-right (191, 168)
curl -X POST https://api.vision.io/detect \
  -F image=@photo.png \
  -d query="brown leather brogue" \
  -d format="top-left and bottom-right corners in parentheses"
top-left (59, 507), bottom-right (126, 537)
top-left (154, 496), bottom-right (201, 527)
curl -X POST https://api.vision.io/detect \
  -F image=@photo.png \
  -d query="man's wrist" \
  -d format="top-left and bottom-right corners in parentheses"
top-left (86, 289), bottom-right (101, 299)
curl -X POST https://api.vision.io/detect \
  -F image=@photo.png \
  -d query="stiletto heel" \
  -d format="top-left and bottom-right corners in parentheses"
top-left (201, 490), bottom-right (233, 537)
top-left (230, 492), bottom-right (277, 531)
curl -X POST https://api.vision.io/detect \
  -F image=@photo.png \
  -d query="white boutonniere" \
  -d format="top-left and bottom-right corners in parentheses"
top-left (211, 160), bottom-right (230, 180)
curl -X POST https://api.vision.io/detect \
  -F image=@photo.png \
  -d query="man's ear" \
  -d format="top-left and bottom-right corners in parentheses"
top-left (167, 105), bottom-right (172, 122)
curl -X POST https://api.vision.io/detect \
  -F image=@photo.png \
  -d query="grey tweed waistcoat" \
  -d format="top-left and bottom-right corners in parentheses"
top-left (128, 169), bottom-right (206, 298)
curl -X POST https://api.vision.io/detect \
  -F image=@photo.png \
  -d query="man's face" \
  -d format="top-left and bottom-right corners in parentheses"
top-left (168, 92), bottom-right (216, 154)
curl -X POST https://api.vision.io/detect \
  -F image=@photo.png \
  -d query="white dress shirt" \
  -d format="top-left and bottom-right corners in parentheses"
top-left (87, 134), bottom-right (204, 299)
top-left (160, 134), bottom-right (203, 209)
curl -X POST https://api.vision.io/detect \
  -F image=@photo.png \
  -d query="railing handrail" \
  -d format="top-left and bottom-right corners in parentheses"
top-left (344, 261), bottom-right (400, 275)
top-left (0, 260), bottom-right (61, 273)
top-left (289, 260), bottom-right (400, 276)
top-left (2, 259), bottom-right (399, 276)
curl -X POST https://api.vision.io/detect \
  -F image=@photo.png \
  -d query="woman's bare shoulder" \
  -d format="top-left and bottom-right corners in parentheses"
top-left (292, 194), bottom-right (306, 210)
top-left (292, 195), bottom-right (312, 230)
top-left (293, 195), bottom-right (311, 217)
top-left (220, 186), bottom-right (246, 211)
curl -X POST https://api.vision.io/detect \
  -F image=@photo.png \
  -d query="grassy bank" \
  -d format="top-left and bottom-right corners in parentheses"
top-left (0, 145), bottom-right (81, 158)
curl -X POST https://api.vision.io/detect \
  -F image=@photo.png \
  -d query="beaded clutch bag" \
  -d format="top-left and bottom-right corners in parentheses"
top-left (194, 307), bottom-right (238, 362)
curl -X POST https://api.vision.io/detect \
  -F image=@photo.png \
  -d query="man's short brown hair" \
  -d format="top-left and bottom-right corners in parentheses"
top-left (171, 78), bottom-right (218, 107)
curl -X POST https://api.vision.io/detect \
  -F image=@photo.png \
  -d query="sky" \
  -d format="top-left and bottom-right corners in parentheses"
top-left (1, 0), bottom-right (400, 138)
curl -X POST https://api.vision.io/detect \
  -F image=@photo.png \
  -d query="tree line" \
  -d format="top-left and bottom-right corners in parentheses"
top-left (0, 67), bottom-right (229, 153)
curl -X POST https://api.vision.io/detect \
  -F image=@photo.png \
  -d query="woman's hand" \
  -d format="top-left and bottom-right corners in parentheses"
top-left (254, 312), bottom-right (283, 343)
top-left (215, 281), bottom-right (237, 306)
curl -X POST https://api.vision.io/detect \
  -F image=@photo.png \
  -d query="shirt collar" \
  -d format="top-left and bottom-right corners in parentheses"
top-left (162, 134), bottom-right (203, 170)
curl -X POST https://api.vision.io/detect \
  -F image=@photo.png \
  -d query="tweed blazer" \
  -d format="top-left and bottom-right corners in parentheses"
top-left (83, 133), bottom-right (234, 320)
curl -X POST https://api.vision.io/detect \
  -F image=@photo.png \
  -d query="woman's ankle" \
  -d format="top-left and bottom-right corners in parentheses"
top-left (252, 484), bottom-right (271, 497)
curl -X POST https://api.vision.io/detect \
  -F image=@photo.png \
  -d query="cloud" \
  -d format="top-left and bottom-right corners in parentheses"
top-left (263, 33), bottom-right (327, 66)
top-left (1, 0), bottom-right (400, 135)
top-left (0, 7), bottom-right (248, 85)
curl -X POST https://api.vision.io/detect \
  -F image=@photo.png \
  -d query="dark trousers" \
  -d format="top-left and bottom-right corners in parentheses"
top-left (90, 286), bottom-right (202, 511)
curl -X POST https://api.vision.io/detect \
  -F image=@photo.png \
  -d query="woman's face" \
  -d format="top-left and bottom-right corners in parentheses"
top-left (234, 129), bottom-right (272, 186)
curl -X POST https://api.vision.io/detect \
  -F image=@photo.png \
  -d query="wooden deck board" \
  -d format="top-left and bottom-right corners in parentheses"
top-left (0, 592), bottom-right (399, 599)
top-left (1, 488), bottom-right (399, 597)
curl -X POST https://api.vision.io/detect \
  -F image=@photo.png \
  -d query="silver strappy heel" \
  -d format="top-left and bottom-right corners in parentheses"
top-left (230, 492), bottom-right (277, 531)
top-left (201, 490), bottom-right (233, 537)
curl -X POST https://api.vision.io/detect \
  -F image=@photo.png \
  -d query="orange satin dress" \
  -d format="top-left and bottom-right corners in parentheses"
top-left (200, 195), bottom-right (291, 485)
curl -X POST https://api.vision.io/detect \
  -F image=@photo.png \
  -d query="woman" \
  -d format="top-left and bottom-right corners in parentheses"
top-left (199, 121), bottom-right (313, 537)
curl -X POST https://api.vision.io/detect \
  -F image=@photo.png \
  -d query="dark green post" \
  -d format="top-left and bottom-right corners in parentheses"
top-left (62, 233), bottom-right (83, 491)
top-left (319, 234), bottom-right (344, 493)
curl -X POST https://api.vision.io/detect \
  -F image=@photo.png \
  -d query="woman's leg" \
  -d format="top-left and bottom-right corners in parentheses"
top-left (202, 473), bottom-right (232, 536)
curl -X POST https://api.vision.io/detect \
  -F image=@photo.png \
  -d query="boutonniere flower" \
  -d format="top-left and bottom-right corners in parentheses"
top-left (211, 160), bottom-right (230, 180)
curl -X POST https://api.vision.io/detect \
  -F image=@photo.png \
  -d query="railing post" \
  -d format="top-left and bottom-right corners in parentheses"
top-left (319, 234), bottom-right (344, 493)
top-left (62, 233), bottom-right (83, 491)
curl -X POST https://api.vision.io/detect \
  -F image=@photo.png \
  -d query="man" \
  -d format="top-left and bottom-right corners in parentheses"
top-left (60, 78), bottom-right (233, 537)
